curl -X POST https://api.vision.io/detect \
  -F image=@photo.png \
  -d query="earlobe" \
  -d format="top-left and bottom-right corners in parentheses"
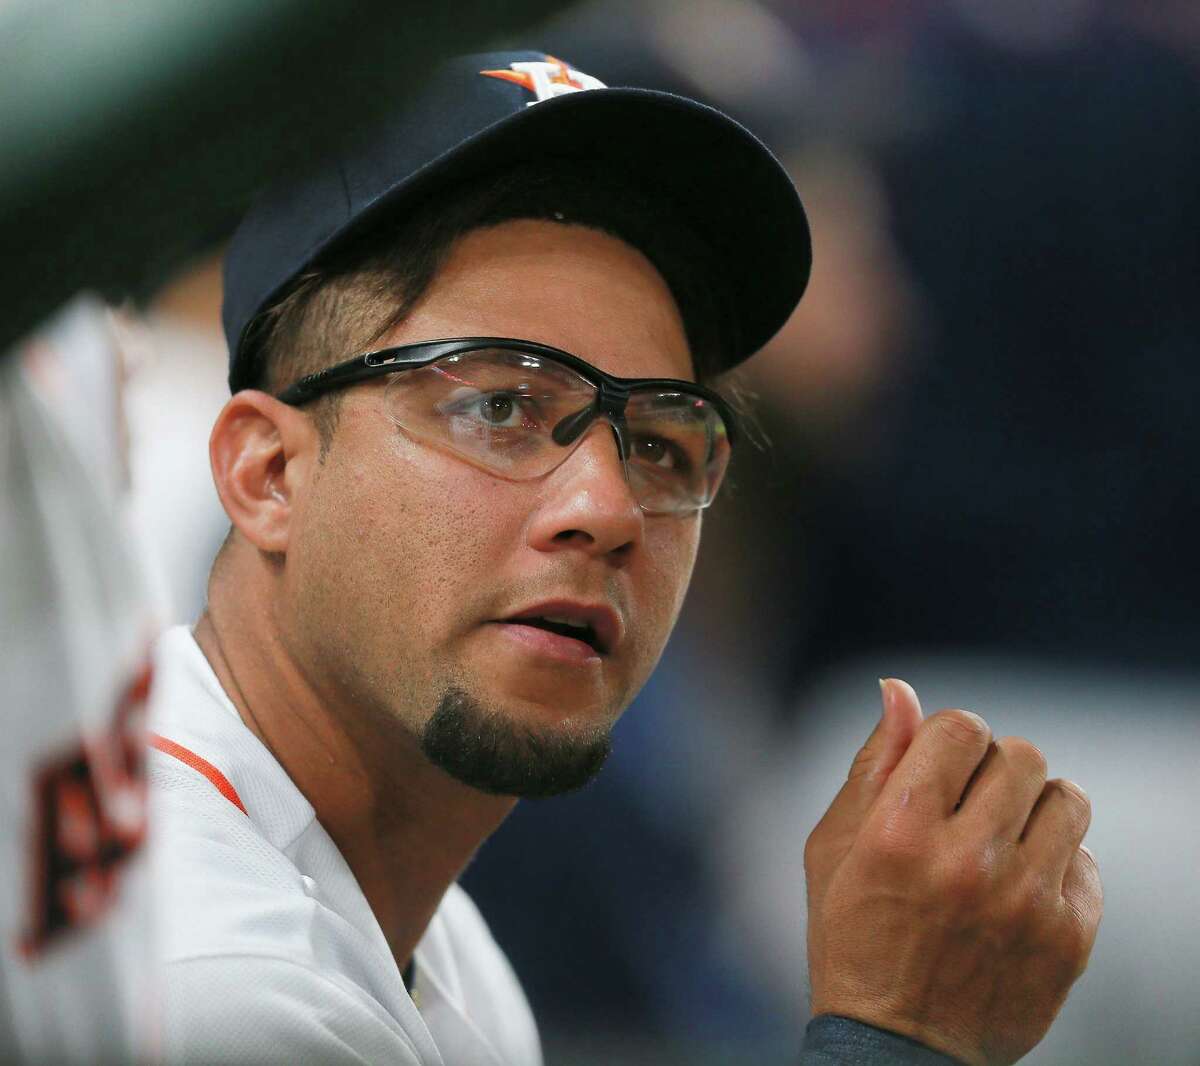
top-left (209, 391), bottom-right (314, 555)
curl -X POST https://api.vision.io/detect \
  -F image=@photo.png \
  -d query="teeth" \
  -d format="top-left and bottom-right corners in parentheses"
top-left (542, 615), bottom-right (589, 629)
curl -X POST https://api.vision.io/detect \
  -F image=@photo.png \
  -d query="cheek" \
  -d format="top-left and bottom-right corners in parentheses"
top-left (640, 518), bottom-right (702, 638)
top-left (291, 440), bottom-right (518, 645)
top-left (282, 463), bottom-right (406, 663)
top-left (389, 483), bottom-right (512, 621)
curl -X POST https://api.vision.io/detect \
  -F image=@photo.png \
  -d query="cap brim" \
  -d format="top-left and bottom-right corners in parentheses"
top-left (269, 87), bottom-right (810, 374)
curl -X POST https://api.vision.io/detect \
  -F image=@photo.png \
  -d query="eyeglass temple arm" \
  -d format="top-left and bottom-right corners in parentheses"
top-left (275, 349), bottom-right (436, 405)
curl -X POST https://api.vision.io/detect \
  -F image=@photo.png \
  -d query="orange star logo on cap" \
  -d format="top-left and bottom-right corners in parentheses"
top-left (480, 55), bottom-right (605, 105)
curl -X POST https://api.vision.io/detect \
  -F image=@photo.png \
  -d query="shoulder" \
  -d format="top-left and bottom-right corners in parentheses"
top-left (163, 954), bottom-right (424, 1065)
top-left (146, 625), bottom-right (335, 965)
top-left (150, 753), bottom-right (315, 961)
top-left (150, 751), bottom-right (395, 995)
top-left (151, 763), bottom-right (437, 1061)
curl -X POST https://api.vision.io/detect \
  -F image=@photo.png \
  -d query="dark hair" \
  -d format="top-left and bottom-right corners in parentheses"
top-left (244, 160), bottom-right (744, 446)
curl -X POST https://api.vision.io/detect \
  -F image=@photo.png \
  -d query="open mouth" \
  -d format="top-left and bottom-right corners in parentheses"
top-left (506, 615), bottom-right (603, 653)
top-left (494, 600), bottom-right (620, 659)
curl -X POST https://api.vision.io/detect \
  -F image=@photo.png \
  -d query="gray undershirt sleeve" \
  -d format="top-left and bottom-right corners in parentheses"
top-left (800, 1015), bottom-right (966, 1065)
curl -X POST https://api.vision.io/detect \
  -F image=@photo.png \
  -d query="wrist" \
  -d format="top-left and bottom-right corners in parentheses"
top-left (806, 1017), bottom-right (964, 1066)
top-left (806, 1013), bottom-right (971, 1066)
top-left (809, 1009), bottom-right (979, 1066)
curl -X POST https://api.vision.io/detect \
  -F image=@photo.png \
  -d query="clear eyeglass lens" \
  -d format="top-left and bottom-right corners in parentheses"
top-left (385, 348), bottom-right (591, 474)
top-left (383, 348), bottom-right (731, 512)
top-left (624, 391), bottom-right (731, 513)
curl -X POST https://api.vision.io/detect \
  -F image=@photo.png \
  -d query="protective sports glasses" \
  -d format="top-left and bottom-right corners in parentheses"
top-left (276, 337), bottom-right (738, 515)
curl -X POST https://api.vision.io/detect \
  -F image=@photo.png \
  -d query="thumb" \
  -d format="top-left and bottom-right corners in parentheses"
top-left (861, 678), bottom-right (924, 790)
top-left (811, 679), bottom-right (925, 851)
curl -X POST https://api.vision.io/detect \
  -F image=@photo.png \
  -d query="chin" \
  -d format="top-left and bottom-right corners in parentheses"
top-left (419, 685), bottom-right (615, 799)
top-left (483, 663), bottom-right (625, 726)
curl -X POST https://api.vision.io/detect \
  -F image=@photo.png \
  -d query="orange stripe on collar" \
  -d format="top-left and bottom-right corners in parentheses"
top-left (150, 733), bottom-right (248, 815)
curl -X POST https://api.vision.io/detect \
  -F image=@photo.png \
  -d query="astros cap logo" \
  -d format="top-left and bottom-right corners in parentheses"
top-left (480, 54), bottom-right (606, 105)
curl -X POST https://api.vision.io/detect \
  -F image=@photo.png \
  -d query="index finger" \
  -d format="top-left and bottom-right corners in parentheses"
top-left (872, 708), bottom-right (994, 824)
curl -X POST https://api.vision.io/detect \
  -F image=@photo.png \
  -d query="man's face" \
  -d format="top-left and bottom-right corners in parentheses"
top-left (279, 219), bottom-right (703, 796)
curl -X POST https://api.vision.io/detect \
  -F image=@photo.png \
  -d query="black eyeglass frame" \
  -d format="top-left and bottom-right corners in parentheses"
top-left (274, 336), bottom-right (739, 450)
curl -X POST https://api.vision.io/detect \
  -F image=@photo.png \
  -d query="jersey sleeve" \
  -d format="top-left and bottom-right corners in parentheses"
top-left (163, 954), bottom-right (426, 1065)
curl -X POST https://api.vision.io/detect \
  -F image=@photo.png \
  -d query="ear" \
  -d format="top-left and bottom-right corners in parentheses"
top-left (208, 390), bottom-right (320, 554)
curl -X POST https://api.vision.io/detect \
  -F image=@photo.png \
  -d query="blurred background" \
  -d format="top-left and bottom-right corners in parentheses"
top-left (5, 1), bottom-right (1199, 1064)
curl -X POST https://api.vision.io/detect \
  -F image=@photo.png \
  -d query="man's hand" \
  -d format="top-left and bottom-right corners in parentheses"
top-left (804, 679), bottom-right (1103, 1066)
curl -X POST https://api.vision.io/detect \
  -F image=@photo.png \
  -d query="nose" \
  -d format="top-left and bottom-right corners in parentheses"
top-left (525, 421), bottom-right (643, 560)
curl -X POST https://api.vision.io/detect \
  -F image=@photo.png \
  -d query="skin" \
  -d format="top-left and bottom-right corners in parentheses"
top-left (805, 680), bottom-right (1103, 1065)
top-left (199, 219), bottom-right (700, 972)
top-left (198, 217), bottom-right (1102, 1064)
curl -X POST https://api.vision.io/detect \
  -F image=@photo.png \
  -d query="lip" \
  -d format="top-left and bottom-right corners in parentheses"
top-left (490, 621), bottom-right (603, 666)
top-left (496, 599), bottom-right (622, 656)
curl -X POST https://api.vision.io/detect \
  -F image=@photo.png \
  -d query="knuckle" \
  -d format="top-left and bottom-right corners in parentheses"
top-left (845, 743), bottom-right (875, 783)
top-left (999, 736), bottom-right (1048, 778)
top-left (803, 828), bottom-right (824, 868)
top-left (1052, 778), bottom-right (1090, 809)
top-left (1048, 779), bottom-right (1093, 830)
top-left (1075, 846), bottom-right (1105, 900)
top-left (803, 815), bottom-right (832, 863)
top-left (1061, 858), bottom-right (1104, 943)
top-left (869, 817), bottom-right (925, 863)
top-left (1063, 881), bottom-right (1104, 942)
top-left (931, 708), bottom-right (990, 746)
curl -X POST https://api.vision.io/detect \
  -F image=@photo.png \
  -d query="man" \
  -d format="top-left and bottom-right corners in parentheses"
top-left (149, 52), bottom-right (1102, 1064)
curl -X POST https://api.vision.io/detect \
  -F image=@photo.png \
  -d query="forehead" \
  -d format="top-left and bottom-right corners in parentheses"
top-left (380, 219), bottom-right (696, 382)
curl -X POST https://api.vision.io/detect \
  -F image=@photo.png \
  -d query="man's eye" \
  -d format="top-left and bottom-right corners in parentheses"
top-left (478, 393), bottom-right (521, 425)
top-left (444, 390), bottom-right (538, 428)
top-left (631, 435), bottom-right (691, 472)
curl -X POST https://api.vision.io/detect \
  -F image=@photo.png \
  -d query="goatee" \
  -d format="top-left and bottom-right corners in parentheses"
top-left (420, 686), bottom-right (612, 798)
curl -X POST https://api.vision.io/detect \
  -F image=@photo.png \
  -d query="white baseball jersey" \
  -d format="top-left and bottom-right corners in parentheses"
top-left (0, 296), bottom-right (158, 1062)
top-left (148, 624), bottom-right (543, 1065)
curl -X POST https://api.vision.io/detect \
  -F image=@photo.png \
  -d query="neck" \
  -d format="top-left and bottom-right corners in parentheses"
top-left (194, 580), bottom-right (516, 971)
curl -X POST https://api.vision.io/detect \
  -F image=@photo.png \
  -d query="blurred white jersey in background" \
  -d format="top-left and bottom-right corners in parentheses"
top-left (0, 297), bottom-right (158, 1062)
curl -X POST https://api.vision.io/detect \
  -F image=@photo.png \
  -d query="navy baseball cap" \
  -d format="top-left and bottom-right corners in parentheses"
top-left (222, 51), bottom-right (811, 393)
